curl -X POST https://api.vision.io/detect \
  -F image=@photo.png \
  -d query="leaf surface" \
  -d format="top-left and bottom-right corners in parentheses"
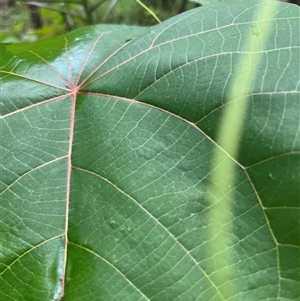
top-left (1, 1), bottom-right (299, 300)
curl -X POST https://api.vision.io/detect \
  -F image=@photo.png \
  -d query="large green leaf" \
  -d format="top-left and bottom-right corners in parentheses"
top-left (1, 1), bottom-right (299, 300)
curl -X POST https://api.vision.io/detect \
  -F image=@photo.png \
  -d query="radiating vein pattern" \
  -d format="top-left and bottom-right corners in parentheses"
top-left (69, 95), bottom-right (280, 300)
top-left (0, 1), bottom-right (299, 300)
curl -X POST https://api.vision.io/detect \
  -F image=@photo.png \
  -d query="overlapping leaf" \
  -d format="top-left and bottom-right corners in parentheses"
top-left (1, 1), bottom-right (299, 300)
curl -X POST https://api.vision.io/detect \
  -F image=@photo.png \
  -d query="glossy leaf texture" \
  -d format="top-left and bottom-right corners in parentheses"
top-left (1, 1), bottom-right (299, 300)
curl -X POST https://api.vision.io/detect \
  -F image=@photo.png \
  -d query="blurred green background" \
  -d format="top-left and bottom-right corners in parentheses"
top-left (0, 0), bottom-right (198, 43)
top-left (1, 0), bottom-right (298, 43)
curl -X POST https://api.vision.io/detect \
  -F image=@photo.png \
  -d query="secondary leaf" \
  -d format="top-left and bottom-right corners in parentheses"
top-left (1, 1), bottom-right (299, 300)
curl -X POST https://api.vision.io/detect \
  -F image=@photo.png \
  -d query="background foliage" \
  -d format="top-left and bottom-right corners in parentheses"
top-left (1, 0), bottom-right (299, 43)
top-left (0, 0), bottom-right (198, 42)
top-left (2, 0), bottom-right (299, 44)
